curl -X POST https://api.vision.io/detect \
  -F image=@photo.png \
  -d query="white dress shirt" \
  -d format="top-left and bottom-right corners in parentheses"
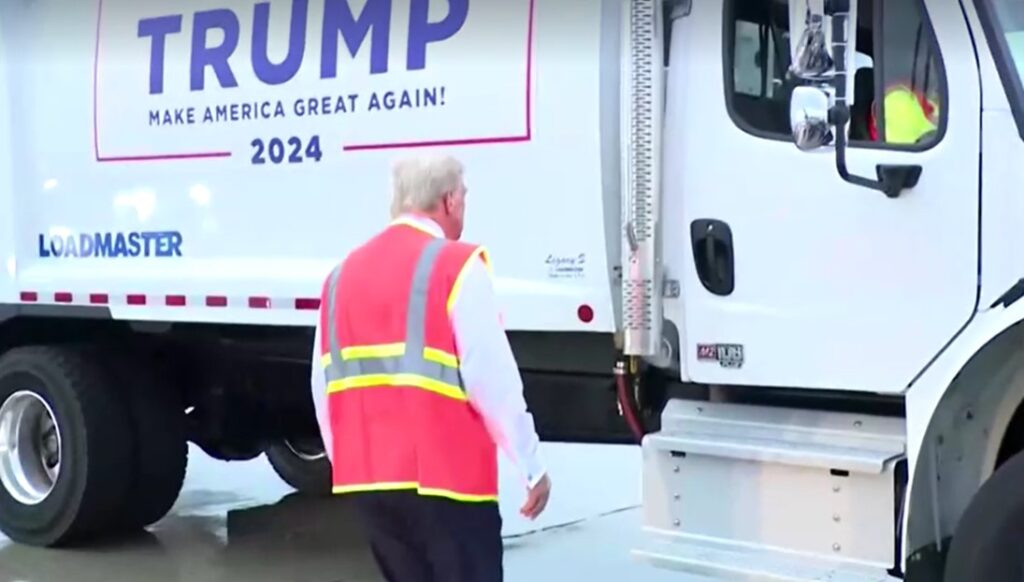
top-left (309, 214), bottom-right (547, 489)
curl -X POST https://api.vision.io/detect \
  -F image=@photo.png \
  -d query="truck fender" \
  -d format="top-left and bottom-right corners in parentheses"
top-left (902, 296), bottom-right (1024, 568)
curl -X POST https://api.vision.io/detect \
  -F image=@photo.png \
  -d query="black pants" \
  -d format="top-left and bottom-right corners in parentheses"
top-left (351, 491), bottom-right (504, 582)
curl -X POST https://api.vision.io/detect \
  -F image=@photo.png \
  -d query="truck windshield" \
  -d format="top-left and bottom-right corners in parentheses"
top-left (983, 0), bottom-right (1024, 120)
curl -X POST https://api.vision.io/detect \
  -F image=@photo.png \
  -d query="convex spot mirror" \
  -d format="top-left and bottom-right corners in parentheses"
top-left (789, 13), bottom-right (834, 80)
top-left (790, 86), bottom-right (833, 151)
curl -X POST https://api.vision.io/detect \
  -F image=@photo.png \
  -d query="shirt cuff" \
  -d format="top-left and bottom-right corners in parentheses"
top-left (523, 454), bottom-right (547, 489)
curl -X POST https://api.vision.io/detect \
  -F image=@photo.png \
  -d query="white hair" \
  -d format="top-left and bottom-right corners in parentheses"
top-left (389, 155), bottom-right (465, 218)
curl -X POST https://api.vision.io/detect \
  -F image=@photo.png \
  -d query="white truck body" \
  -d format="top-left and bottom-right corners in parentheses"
top-left (0, 0), bottom-right (617, 334)
top-left (2, 0), bottom-right (1024, 580)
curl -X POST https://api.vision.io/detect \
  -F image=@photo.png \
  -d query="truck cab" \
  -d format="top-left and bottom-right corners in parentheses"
top-left (635, 0), bottom-right (1024, 579)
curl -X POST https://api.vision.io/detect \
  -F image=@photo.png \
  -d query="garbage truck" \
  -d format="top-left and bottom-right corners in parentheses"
top-left (1, 0), bottom-right (1024, 579)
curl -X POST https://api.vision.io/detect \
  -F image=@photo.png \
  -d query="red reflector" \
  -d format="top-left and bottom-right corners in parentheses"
top-left (166, 295), bottom-right (186, 307)
top-left (54, 292), bottom-right (73, 303)
top-left (20, 292), bottom-right (38, 302)
top-left (577, 304), bottom-right (594, 323)
top-left (249, 297), bottom-right (271, 309)
top-left (89, 294), bottom-right (109, 305)
top-left (295, 298), bottom-right (320, 310)
top-left (206, 296), bottom-right (228, 307)
top-left (126, 294), bottom-right (147, 306)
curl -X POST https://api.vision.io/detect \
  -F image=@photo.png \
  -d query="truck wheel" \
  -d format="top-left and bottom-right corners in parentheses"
top-left (943, 448), bottom-right (1024, 581)
top-left (265, 436), bottom-right (331, 496)
top-left (0, 346), bottom-right (132, 546)
top-left (100, 353), bottom-right (188, 532)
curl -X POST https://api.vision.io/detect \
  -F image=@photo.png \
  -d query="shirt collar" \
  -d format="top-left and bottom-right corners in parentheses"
top-left (391, 213), bottom-right (444, 238)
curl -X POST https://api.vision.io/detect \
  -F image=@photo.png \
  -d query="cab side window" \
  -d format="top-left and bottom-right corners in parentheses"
top-left (867, 0), bottom-right (946, 146)
top-left (725, 0), bottom-right (947, 149)
top-left (726, 0), bottom-right (793, 135)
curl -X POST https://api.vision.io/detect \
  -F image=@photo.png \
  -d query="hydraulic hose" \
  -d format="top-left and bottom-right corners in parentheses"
top-left (614, 358), bottom-right (646, 443)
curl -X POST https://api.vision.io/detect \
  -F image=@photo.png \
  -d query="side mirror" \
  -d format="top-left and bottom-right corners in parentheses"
top-left (789, 14), bottom-right (834, 80)
top-left (786, 0), bottom-right (921, 198)
top-left (789, 86), bottom-right (833, 150)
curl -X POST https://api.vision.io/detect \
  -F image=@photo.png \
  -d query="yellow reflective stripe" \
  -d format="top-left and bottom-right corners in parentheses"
top-left (332, 482), bottom-right (497, 503)
top-left (423, 347), bottom-right (458, 368)
top-left (329, 344), bottom-right (458, 367)
top-left (332, 481), bottom-right (419, 494)
top-left (327, 373), bottom-right (467, 401)
top-left (418, 487), bottom-right (498, 503)
top-left (480, 249), bottom-right (495, 279)
top-left (341, 343), bottom-right (405, 360)
top-left (446, 246), bottom-right (491, 314)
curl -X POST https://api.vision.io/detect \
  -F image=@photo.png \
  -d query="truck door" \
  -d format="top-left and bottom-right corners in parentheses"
top-left (666, 0), bottom-right (980, 392)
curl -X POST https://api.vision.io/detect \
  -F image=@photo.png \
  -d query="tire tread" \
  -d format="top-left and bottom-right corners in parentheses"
top-left (0, 345), bottom-right (133, 546)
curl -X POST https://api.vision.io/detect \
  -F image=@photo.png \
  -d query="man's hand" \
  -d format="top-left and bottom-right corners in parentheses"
top-left (520, 474), bottom-right (551, 520)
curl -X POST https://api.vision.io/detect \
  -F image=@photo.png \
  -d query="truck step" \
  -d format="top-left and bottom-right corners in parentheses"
top-left (638, 399), bottom-right (907, 579)
top-left (634, 536), bottom-right (900, 581)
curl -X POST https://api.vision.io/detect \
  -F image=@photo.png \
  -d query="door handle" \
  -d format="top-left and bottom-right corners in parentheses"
top-left (690, 219), bottom-right (735, 296)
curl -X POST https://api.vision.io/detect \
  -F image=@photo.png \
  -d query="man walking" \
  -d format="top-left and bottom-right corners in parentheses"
top-left (309, 155), bottom-right (551, 582)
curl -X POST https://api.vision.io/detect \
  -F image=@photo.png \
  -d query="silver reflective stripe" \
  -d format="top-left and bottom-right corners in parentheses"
top-left (324, 264), bottom-right (345, 384)
top-left (335, 356), bottom-right (462, 387)
top-left (400, 239), bottom-right (456, 382)
top-left (324, 238), bottom-right (464, 394)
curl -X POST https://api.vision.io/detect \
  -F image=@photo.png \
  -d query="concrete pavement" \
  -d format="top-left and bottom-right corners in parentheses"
top-left (0, 442), bottom-right (700, 582)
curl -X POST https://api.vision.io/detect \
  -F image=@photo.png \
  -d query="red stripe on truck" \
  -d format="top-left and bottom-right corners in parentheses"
top-left (248, 297), bottom-right (271, 309)
top-left (15, 292), bottom-right (323, 311)
top-left (165, 295), bottom-right (187, 307)
top-left (295, 298), bottom-right (320, 310)
top-left (126, 294), bottom-right (147, 306)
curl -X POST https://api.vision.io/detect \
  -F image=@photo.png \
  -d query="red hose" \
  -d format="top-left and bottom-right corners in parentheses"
top-left (616, 369), bottom-right (646, 443)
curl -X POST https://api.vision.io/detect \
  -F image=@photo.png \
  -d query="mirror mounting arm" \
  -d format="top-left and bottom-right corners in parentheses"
top-left (829, 105), bottom-right (921, 198)
top-left (825, 6), bottom-right (921, 199)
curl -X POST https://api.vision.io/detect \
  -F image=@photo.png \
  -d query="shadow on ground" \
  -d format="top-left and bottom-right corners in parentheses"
top-left (0, 493), bottom-right (383, 582)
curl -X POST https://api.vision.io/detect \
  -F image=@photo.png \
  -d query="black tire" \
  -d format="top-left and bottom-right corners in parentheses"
top-left (944, 449), bottom-right (1024, 581)
top-left (0, 346), bottom-right (133, 547)
top-left (98, 352), bottom-right (188, 532)
top-left (265, 437), bottom-right (331, 496)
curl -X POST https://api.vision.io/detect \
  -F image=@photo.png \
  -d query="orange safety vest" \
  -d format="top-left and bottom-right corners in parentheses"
top-left (318, 218), bottom-right (499, 503)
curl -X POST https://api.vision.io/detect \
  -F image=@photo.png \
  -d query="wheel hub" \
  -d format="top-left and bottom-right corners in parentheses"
top-left (0, 391), bottom-right (62, 505)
